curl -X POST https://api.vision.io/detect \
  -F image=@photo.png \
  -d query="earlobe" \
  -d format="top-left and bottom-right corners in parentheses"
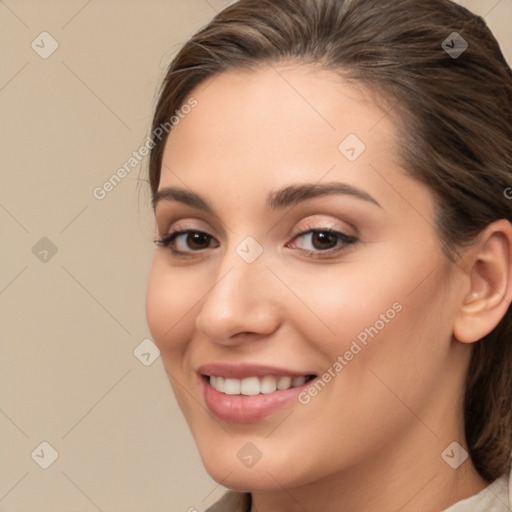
top-left (453, 220), bottom-right (512, 344)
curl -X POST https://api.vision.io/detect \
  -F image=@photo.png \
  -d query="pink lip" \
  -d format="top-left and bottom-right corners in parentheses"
top-left (197, 362), bottom-right (314, 379)
top-left (197, 363), bottom-right (316, 423)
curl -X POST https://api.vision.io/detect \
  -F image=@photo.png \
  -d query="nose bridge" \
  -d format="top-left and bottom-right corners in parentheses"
top-left (205, 242), bottom-right (265, 315)
top-left (216, 256), bottom-right (260, 306)
top-left (195, 238), bottom-right (278, 342)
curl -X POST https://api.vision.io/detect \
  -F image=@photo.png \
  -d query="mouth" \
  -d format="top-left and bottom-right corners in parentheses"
top-left (205, 374), bottom-right (316, 395)
top-left (197, 363), bottom-right (317, 423)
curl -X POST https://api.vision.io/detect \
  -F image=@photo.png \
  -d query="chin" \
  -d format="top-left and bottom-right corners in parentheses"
top-left (197, 440), bottom-right (316, 493)
top-left (203, 461), bottom-right (285, 492)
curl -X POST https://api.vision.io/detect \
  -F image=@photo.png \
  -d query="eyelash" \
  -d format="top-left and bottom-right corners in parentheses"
top-left (154, 230), bottom-right (219, 258)
top-left (154, 226), bottom-right (357, 259)
top-left (288, 227), bottom-right (357, 257)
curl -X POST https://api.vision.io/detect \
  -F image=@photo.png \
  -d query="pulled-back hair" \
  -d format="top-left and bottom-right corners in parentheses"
top-left (148, 0), bottom-right (512, 482)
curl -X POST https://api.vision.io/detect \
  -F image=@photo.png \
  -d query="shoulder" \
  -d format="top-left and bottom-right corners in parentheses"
top-left (442, 462), bottom-right (512, 512)
top-left (203, 491), bottom-right (251, 512)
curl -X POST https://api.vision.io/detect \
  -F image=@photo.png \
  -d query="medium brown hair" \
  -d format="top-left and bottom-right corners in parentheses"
top-left (148, 0), bottom-right (512, 482)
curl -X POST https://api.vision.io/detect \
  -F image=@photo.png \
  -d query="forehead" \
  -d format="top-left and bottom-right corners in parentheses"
top-left (165, 64), bottom-right (395, 158)
top-left (164, 66), bottom-right (396, 169)
top-left (158, 64), bottom-right (432, 222)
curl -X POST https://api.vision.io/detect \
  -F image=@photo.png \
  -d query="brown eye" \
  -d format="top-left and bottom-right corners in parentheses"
top-left (155, 230), bottom-right (220, 254)
top-left (186, 232), bottom-right (213, 250)
top-left (289, 228), bottom-right (356, 254)
top-left (310, 231), bottom-right (339, 250)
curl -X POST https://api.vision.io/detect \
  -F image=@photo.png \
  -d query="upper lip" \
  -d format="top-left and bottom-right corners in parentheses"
top-left (197, 363), bottom-right (315, 379)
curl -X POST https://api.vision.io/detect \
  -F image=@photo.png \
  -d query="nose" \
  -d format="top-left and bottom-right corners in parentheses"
top-left (195, 250), bottom-right (281, 345)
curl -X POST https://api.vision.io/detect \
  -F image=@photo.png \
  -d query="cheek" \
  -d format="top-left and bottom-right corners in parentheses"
top-left (286, 247), bottom-right (454, 378)
top-left (282, 263), bottom-right (404, 352)
top-left (145, 258), bottom-right (198, 356)
top-left (314, 257), bottom-right (455, 416)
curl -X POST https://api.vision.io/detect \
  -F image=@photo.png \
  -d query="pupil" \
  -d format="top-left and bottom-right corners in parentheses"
top-left (188, 232), bottom-right (209, 249)
top-left (313, 231), bottom-right (337, 250)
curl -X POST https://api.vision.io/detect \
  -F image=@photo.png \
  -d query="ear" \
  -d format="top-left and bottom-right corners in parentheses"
top-left (453, 219), bottom-right (512, 344)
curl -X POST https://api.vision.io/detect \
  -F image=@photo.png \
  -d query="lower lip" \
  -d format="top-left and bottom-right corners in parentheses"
top-left (201, 376), bottom-right (310, 423)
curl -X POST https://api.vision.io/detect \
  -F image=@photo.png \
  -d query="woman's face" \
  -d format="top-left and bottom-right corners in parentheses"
top-left (146, 65), bottom-right (470, 491)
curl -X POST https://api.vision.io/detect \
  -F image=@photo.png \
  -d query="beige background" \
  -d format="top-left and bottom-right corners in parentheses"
top-left (1, 1), bottom-right (511, 511)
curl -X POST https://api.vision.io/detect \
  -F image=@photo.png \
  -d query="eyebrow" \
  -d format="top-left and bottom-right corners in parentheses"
top-left (153, 187), bottom-right (213, 212)
top-left (267, 182), bottom-right (382, 210)
top-left (153, 182), bottom-right (382, 211)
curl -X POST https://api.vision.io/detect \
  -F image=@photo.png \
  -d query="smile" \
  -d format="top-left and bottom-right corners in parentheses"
top-left (197, 364), bottom-right (318, 423)
top-left (208, 375), bottom-right (315, 395)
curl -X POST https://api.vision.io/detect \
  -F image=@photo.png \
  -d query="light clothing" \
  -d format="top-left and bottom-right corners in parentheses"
top-left (443, 467), bottom-right (511, 511)
top-left (205, 491), bottom-right (250, 512)
top-left (205, 464), bottom-right (511, 511)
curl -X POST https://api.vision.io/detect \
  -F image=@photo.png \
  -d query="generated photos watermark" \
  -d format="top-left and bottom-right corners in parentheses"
top-left (92, 97), bottom-right (198, 200)
top-left (298, 301), bottom-right (403, 405)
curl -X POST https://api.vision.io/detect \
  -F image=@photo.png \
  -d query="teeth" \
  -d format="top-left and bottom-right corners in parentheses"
top-left (260, 375), bottom-right (277, 394)
top-left (240, 377), bottom-right (260, 395)
top-left (209, 375), bottom-right (308, 395)
top-left (224, 378), bottom-right (241, 395)
top-left (277, 376), bottom-right (292, 390)
top-left (292, 376), bottom-right (306, 387)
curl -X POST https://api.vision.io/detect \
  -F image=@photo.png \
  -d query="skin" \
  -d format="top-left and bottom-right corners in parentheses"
top-left (145, 64), bottom-right (512, 512)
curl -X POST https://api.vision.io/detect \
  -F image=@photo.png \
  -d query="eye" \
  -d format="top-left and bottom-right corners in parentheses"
top-left (154, 230), bottom-right (219, 255)
top-left (288, 228), bottom-right (356, 254)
